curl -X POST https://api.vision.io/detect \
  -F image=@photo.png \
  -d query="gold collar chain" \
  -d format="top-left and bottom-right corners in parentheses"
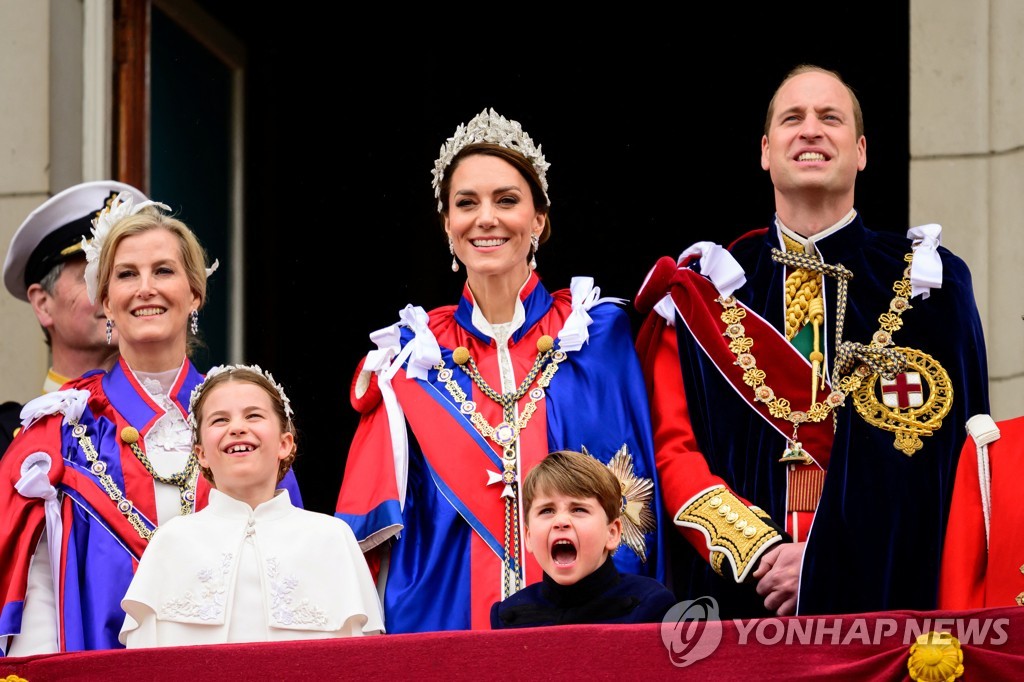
top-left (433, 334), bottom-right (564, 597)
top-left (120, 426), bottom-right (199, 517)
top-left (722, 251), bottom-right (917, 463)
top-left (434, 335), bottom-right (564, 461)
top-left (68, 417), bottom-right (198, 540)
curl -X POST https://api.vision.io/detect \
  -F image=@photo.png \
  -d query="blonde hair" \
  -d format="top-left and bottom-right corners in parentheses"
top-left (96, 206), bottom-right (211, 354)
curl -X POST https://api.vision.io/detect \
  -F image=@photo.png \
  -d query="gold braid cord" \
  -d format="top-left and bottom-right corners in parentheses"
top-left (781, 233), bottom-right (823, 340)
top-left (771, 248), bottom-right (953, 455)
top-left (674, 486), bottom-right (782, 583)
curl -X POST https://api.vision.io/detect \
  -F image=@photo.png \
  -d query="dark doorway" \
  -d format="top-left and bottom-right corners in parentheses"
top-left (186, 7), bottom-right (911, 515)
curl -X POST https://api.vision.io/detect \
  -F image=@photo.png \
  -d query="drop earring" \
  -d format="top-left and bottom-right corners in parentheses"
top-left (190, 309), bottom-right (199, 335)
top-left (449, 236), bottom-right (459, 273)
top-left (105, 318), bottom-right (114, 345)
top-left (530, 234), bottom-right (540, 270)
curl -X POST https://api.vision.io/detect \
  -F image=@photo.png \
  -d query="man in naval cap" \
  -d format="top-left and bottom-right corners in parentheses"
top-left (1, 180), bottom-right (148, 453)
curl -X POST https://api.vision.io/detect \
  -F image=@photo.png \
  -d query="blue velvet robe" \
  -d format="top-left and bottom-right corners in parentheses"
top-left (642, 215), bottom-right (989, 617)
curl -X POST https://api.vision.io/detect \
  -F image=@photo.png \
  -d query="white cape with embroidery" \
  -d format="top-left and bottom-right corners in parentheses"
top-left (120, 488), bottom-right (384, 647)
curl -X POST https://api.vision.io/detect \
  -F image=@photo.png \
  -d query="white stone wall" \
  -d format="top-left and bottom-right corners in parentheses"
top-left (911, 0), bottom-right (1024, 419)
top-left (0, 1), bottom-right (56, 404)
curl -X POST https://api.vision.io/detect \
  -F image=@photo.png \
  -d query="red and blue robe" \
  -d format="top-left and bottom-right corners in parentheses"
top-left (336, 273), bottom-right (668, 633)
top-left (636, 215), bottom-right (989, 617)
top-left (0, 358), bottom-right (303, 653)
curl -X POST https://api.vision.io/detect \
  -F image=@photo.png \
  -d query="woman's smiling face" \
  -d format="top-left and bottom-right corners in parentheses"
top-left (102, 227), bottom-right (197, 360)
top-left (444, 153), bottom-right (544, 281)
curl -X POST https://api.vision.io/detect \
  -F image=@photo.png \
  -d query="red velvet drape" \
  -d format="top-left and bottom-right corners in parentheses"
top-left (3, 606), bottom-right (1021, 681)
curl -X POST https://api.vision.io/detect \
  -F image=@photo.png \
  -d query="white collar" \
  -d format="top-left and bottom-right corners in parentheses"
top-left (469, 275), bottom-right (529, 341)
top-left (206, 487), bottom-right (294, 519)
top-left (775, 208), bottom-right (857, 254)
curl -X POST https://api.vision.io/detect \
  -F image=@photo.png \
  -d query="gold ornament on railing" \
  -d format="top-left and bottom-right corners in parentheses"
top-left (907, 631), bottom-right (964, 682)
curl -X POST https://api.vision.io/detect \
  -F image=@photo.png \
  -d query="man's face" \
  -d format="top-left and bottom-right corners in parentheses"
top-left (40, 257), bottom-right (114, 352)
top-left (760, 70), bottom-right (866, 200)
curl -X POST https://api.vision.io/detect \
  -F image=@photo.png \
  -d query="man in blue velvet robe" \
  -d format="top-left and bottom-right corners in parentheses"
top-left (635, 64), bottom-right (989, 617)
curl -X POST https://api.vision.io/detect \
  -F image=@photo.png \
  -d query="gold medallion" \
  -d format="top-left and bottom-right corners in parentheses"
top-left (852, 346), bottom-right (953, 455)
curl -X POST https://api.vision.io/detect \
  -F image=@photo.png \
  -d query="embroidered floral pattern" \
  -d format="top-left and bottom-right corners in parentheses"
top-left (266, 557), bottom-right (329, 627)
top-left (160, 553), bottom-right (232, 621)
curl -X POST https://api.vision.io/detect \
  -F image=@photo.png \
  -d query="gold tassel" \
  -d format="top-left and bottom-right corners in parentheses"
top-left (808, 297), bottom-right (825, 404)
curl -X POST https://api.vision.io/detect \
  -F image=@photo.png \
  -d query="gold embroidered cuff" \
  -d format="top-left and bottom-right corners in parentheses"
top-left (675, 486), bottom-right (784, 583)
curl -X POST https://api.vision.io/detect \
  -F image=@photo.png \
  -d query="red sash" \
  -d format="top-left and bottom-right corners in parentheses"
top-left (665, 263), bottom-right (835, 470)
top-left (391, 369), bottom-right (545, 577)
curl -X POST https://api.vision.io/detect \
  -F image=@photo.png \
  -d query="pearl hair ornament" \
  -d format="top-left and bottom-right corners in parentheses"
top-left (81, 191), bottom-right (219, 305)
top-left (187, 364), bottom-right (294, 441)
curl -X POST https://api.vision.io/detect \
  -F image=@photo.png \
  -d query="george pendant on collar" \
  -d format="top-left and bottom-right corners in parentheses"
top-left (779, 439), bottom-right (813, 465)
top-left (852, 347), bottom-right (953, 455)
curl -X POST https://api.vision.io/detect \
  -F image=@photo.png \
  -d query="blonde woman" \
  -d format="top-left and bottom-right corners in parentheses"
top-left (0, 194), bottom-right (300, 654)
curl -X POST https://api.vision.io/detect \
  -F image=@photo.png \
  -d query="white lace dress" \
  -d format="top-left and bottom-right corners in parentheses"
top-left (136, 369), bottom-right (196, 524)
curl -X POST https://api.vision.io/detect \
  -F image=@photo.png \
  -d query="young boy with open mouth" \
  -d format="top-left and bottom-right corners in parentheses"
top-left (491, 450), bottom-right (677, 628)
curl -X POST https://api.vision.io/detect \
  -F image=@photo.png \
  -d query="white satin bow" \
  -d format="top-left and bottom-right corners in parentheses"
top-left (557, 277), bottom-right (626, 352)
top-left (19, 389), bottom-right (90, 431)
top-left (361, 305), bottom-right (442, 511)
top-left (15, 453), bottom-right (64, 632)
top-left (906, 224), bottom-right (943, 299)
top-left (679, 241), bottom-right (747, 298)
top-left (387, 305), bottom-right (441, 381)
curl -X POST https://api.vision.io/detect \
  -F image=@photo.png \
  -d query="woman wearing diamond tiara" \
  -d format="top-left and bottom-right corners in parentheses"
top-left (0, 195), bottom-right (301, 655)
top-left (335, 108), bottom-right (670, 633)
top-left (120, 365), bottom-right (383, 646)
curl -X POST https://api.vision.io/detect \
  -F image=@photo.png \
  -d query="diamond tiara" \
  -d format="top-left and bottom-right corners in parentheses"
top-left (431, 108), bottom-right (551, 212)
top-left (187, 364), bottom-right (294, 438)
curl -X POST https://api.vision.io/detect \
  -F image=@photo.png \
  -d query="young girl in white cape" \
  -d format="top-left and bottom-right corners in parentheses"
top-left (120, 365), bottom-right (384, 646)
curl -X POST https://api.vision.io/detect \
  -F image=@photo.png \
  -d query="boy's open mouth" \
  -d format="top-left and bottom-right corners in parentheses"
top-left (551, 539), bottom-right (577, 565)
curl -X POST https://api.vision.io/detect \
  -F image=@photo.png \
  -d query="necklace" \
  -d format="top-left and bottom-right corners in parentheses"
top-left (434, 333), bottom-right (564, 597)
top-left (721, 250), bottom-right (914, 463)
top-left (69, 418), bottom-right (198, 540)
top-left (120, 426), bottom-right (199, 517)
